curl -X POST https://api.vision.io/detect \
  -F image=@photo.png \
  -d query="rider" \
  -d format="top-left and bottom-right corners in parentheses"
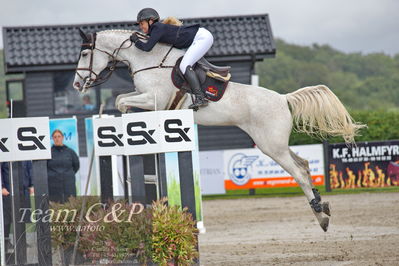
top-left (130, 8), bottom-right (213, 110)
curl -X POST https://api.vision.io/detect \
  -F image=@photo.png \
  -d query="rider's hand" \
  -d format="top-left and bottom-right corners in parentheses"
top-left (2, 188), bottom-right (9, 196)
top-left (130, 33), bottom-right (139, 43)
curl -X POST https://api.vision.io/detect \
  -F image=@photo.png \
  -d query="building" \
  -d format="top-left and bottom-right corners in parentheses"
top-left (3, 14), bottom-right (275, 156)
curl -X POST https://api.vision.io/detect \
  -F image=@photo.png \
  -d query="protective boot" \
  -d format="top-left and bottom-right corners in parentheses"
top-left (184, 66), bottom-right (208, 110)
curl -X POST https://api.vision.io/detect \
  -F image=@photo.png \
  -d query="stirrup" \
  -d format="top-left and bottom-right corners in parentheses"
top-left (189, 98), bottom-right (208, 111)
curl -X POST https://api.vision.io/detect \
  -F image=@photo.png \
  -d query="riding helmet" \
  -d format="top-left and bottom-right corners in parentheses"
top-left (135, 8), bottom-right (160, 24)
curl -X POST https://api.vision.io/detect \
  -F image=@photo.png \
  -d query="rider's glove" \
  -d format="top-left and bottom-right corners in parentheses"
top-left (130, 33), bottom-right (139, 43)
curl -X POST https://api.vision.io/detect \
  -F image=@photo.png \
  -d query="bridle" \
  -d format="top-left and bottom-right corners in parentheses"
top-left (75, 32), bottom-right (135, 89)
top-left (76, 31), bottom-right (175, 89)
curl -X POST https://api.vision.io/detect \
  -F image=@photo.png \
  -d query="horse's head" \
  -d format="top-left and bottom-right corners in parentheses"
top-left (73, 28), bottom-right (111, 92)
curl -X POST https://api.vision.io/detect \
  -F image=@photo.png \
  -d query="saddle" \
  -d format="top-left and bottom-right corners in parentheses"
top-left (170, 57), bottom-right (231, 109)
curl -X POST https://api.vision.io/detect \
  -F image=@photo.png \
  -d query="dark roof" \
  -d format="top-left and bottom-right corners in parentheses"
top-left (3, 14), bottom-right (275, 73)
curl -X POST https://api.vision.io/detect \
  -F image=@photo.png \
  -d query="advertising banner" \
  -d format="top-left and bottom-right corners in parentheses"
top-left (223, 144), bottom-right (324, 190)
top-left (326, 140), bottom-right (399, 190)
top-left (165, 125), bottom-right (203, 223)
top-left (84, 117), bottom-right (100, 195)
top-left (0, 117), bottom-right (51, 162)
top-left (93, 117), bottom-right (124, 156)
top-left (49, 118), bottom-right (79, 155)
top-left (199, 150), bottom-right (226, 195)
top-left (122, 110), bottom-right (195, 155)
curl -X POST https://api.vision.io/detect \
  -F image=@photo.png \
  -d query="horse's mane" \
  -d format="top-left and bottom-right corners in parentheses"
top-left (98, 29), bottom-right (135, 34)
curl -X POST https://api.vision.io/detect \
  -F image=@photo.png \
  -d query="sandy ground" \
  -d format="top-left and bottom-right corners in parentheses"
top-left (199, 192), bottom-right (399, 266)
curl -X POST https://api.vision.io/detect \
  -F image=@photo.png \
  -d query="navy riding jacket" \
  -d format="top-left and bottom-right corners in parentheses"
top-left (1, 162), bottom-right (10, 192)
top-left (135, 22), bottom-right (200, 51)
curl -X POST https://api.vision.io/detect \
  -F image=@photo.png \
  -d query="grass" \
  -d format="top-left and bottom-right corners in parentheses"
top-left (203, 185), bottom-right (399, 200)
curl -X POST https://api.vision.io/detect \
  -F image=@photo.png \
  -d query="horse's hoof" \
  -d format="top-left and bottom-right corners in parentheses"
top-left (322, 202), bottom-right (331, 217)
top-left (320, 217), bottom-right (329, 232)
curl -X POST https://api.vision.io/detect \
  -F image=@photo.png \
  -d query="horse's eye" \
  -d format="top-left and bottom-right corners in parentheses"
top-left (82, 52), bottom-right (88, 57)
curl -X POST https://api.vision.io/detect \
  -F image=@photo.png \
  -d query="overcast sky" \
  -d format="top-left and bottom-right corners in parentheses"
top-left (1, 0), bottom-right (398, 55)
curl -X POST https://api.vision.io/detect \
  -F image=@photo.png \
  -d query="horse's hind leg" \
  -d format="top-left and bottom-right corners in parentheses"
top-left (254, 141), bottom-right (330, 232)
top-left (289, 150), bottom-right (331, 216)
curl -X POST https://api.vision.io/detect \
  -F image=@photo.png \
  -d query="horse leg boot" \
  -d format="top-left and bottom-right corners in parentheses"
top-left (289, 150), bottom-right (331, 217)
top-left (184, 66), bottom-right (208, 110)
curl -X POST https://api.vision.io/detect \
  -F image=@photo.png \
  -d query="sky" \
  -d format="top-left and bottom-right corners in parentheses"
top-left (1, 0), bottom-right (398, 56)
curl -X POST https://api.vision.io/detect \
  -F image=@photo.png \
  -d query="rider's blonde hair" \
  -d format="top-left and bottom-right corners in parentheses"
top-left (162, 17), bottom-right (183, 26)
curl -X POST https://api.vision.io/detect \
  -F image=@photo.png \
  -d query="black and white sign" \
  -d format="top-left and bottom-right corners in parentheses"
top-left (93, 117), bottom-right (124, 156)
top-left (158, 110), bottom-right (195, 153)
top-left (92, 110), bottom-right (195, 156)
top-left (0, 117), bottom-right (51, 162)
top-left (123, 110), bottom-right (195, 155)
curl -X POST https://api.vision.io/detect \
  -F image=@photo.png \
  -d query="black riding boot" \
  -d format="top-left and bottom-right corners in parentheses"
top-left (184, 66), bottom-right (208, 110)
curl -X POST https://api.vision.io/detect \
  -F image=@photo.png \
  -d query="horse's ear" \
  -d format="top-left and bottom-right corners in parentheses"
top-left (78, 28), bottom-right (89, 42)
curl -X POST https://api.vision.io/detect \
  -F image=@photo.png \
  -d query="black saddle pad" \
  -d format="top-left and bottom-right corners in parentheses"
top-left (171, 57), bottom-right (229, 102)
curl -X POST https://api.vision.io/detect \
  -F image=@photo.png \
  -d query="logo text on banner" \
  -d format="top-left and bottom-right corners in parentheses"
top-left (93, 117), bottom-right (125, 156)
top-left (0, 117), bottom-right (51, 162)
top-left (92, 110), bottom-right (195, 156)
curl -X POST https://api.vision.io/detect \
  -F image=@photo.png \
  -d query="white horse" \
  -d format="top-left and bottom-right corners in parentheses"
top-left (73, 29), bottom-right (366, 232)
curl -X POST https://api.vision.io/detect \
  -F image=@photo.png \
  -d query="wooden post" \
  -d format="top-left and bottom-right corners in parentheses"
top-left (323, 141), bottom-right (332, 192)
top-left (32, 160), bottom-right (52, 266)
top-left (178, 151), bottom-right (196, 221)
top-left (99, 156), bottom-right (113, 204)
top-left (156, 153), bottom-right (168, 199)
top-left (129, 155), bottom-right (146, 204)
top-left (11, 161), bottom-right (27, 265)
top-left (122, 155), bottom-right (129, 201)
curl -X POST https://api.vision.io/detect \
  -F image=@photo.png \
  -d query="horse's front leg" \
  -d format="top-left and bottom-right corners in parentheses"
top-left (115, 91), bottom-right (140, 108)
top-left (116, 92), bottom-right (155, 113)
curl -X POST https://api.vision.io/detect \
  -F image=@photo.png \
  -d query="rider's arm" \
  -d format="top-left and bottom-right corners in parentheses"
top-left (135, 24), bottom-right (163, 52)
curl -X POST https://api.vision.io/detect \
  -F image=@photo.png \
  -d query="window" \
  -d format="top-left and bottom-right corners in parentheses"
top-left (53, 68), bottom-right (133, 115)
top-left (54, 71), bottom-right (98, 115)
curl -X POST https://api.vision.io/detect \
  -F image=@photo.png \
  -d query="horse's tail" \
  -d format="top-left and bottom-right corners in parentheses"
top-left (286, 85), bottom-right (366, 143)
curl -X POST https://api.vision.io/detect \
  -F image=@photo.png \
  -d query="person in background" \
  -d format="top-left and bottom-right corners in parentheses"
top-left (21, 161), bottom-right (34, 197)
top-left (47, 129), bottom-right (80, 203)
top-left (1, 162), bottom-right (13, 251)
top-left (82, 95), bottom-right (95, 111)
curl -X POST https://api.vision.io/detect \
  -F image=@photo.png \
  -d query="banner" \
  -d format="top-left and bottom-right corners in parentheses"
top-left (49, 118), bottom-right (79, 155)
top-left (165, 125), bottom-right (203, 224)
top-left (122, 110), bottom-right (195, 155)
top-left (326, 140), bottom-right (399, 190)
top-left (93, 117), bottom-right (124, 156)
top-left (199, 150), bottom-right (226, 195)
top-left (223, 144), bottom-right (324, 190)
top-left (0, 117), bottom-right (51, 162)
top-left (84, 117), bottom-right (100, 195)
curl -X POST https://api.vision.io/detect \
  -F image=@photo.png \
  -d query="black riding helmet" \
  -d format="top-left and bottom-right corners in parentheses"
top-left (135, 8), bottom-right (160, 25)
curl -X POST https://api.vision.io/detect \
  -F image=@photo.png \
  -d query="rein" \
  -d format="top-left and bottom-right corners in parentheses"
top-left (131, 45), bottom-right (175, 76)
top-left (76, 32), bottom-right (175, 89)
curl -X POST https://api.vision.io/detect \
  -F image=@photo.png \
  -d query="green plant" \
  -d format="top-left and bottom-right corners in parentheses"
top-left (49, 196), bottom-right (101, 249)
top-left (78, 201), bottom-right (152, 264)
top-left (151, 198), bottom-right (199, 265)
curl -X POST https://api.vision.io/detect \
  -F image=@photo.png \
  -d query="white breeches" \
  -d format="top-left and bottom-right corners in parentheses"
top-left (179, 28), bottom-right (214, 74)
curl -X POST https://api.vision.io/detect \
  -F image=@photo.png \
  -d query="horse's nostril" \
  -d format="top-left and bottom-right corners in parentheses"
top-left (74, 82), bottom-right (81, 88)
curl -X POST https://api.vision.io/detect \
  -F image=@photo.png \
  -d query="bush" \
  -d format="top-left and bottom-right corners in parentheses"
top-left (289, 110), bottom-right (399, 145)
top-left (49, 196), bottom-right (101, 249)
top-left (79, 201), bottom-right (152, 264)
top-left (49, 197), bottom-right (199, 265)
top-left (151, 198), bottom-right (199, 265)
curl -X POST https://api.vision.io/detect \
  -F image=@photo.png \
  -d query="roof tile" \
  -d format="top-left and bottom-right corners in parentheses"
top-left (3, 14), bottom-right (275, 72)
